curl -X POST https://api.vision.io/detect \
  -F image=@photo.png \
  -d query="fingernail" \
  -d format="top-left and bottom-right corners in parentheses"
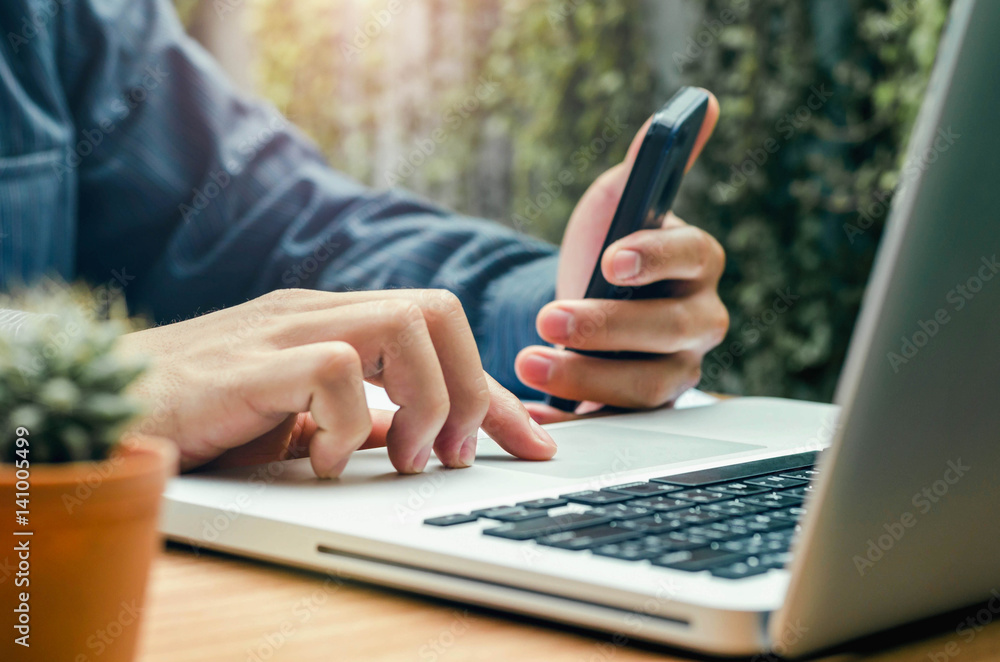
top-left (612, 249), bottom-right (641, 280)
top-left (458, 435), bottom-right (477, 468)
top-left (411, 444), bottom-right (432, 473)
top-left (519, 353), bottom-right (555, 386)
top-left (530, 418), bottom-right (557, 450)
top-left (541, 307), bottom-right (575, 342)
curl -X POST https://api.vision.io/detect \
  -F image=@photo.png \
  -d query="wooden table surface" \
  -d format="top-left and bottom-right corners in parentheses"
top-left (137, 544), bottom-right (1000, 662)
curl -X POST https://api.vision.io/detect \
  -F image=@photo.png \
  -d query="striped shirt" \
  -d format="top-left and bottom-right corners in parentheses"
top-left (0, 0), bottom-right (556, 396)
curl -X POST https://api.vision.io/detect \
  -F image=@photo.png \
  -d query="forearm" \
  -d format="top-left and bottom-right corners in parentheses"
top-left (63, 0), bottom-right (556, 396)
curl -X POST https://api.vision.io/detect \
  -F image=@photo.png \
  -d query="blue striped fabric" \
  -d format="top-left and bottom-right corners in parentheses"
top-left (0, 0), bottom-right (556, 397)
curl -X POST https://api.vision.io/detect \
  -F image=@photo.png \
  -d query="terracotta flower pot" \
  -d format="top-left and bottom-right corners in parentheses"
top-left (1, 436), bottom-right (178, 662)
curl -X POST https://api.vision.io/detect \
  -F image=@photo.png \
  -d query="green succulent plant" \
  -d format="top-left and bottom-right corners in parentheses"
top-left (0, 282), bottom-right (147, 464)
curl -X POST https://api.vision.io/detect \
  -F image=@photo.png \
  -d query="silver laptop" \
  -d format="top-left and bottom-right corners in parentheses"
top-left (160, 1), bottom-right (1000, 656)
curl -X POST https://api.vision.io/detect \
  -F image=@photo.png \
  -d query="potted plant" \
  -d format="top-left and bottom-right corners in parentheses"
top-left (0, 283), bottom-right (177, 662)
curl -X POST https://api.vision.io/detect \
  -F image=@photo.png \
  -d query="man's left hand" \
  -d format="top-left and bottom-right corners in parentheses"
top-left (515, 90), bottom-right (729, 421)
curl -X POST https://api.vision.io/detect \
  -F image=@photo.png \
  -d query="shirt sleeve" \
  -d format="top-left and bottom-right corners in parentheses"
top-left (60, 0), bottom-right (556, 397)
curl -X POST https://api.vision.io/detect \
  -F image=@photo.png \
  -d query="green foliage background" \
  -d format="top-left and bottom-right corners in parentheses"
top-left (192, 0), bottom-right (951, 402)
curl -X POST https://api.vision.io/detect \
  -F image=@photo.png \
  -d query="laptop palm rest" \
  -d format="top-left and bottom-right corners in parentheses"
top-left (474, 423), bottom-right (763, 479)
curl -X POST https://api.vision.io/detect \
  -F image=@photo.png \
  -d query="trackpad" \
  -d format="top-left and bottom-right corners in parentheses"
top-left (476, 423), bottom-right (763, 479)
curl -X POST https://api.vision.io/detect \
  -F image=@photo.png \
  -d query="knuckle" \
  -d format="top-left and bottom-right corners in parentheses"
top-left (692, 230), bottom-right (715, 273)
top-left (467, 376), bottom-right (491, 421)
top-left (382, 298), bottom-right (424, 323)
top-left (710, 237), bottom-right (726, 273)
top-left (379, 300), bottom-right (427, 336)
top-left (699, 231), bottom-right (726, 274)
top-left (687, 365), bottom-right (703, 390)
top-left (634, 370), bottom-right (672, 408)
top-left (349, 412), bottom-right (374, 442)
top-left (671, 303), bottom-right (692, 340)
top-left (709, 302), bottom-right (731, 347)
top-left (420, 289), bottom-right (466, 325)
top-left (426, 391), bottom-right (452, 426)
top-left (262, 288), bottom-right (303, 306)
top-left (314, 341), bottom-right (361, 379)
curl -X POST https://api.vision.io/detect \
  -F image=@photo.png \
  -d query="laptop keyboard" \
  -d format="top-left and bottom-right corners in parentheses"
top-left (423, 451), bottom-right (820, 580)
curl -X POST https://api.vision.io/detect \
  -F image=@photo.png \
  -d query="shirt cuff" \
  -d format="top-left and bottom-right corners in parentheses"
top-left (478, 254), bottom-right (559, 399)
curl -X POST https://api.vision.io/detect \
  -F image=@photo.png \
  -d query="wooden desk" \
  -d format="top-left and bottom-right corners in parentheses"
top-left (138, 545), bottom-right (1000, 662)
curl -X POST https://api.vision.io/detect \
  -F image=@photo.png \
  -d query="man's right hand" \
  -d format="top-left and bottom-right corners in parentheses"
top-left (117, 289), bottom-right (557, 478)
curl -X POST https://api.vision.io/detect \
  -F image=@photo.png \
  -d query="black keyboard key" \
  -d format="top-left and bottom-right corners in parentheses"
top-left (703, 499), bottom-right (768, 517)
top-left (537, 522), bottom-right (641, 550)
top-left (758, 552), bottom-right (793, 568)
top-left (745, 475), bottom-right (808, 490)
top-left (561, 490), bottom-right (634, 505)
top-left (648, 531), bottom-right (713, 552)
top-left (629, 496), bottom-right (691, 512)
top-left (685, 526), bottom-right (737, 542)
top-left (516, 497), bottom-right (568, 510)
top-left (472, 506), bottom-right (533, 520)
top-left (744, 493), bottom-right (804, 509)
top-left (589, 504), bottom-right (653, 520)
top-left (770, 506), bottom-right (807, 521)
top-left (702, 521), bottom-right (761, 540)
top-left (652, 548), bottom-right (748, 572)
top-left (424, 513), bottom-right (479, 526)
top-left (721, 535), bottom-right (790, 555)
top-left (711, 560), bottom-right (771, 579)
top-left (670, 489), bottom-right (728, 504)
top-left (605, 481), bottom-right (680, 497)
top-left (489, 508), bottom-right (549, 522)
top-left (704, 481), bottom-right (770, 497)
top-left (471, 506), bottom-right (513, 517)
top-left (677, 507), bottom-right (724, 525)
top-left (651, 452), bottom-right (818, 487)
top-left (592, 541), bottom-right (664, 561)
top-left (483, 512), bottom-right (612, 541)
top-left (618, 514), bottom-right (685, 534)
top-left (780, 468), bottom-right (821, 481)
top-left (729, 514), bottom-right (796, 533)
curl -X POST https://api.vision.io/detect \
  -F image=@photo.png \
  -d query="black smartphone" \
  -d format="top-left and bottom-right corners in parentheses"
top-left (545, 87), bottom-right (711, 412)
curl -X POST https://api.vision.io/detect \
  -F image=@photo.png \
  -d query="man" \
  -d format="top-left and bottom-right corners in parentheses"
top-left (0, 0), bottom-right (728, 477)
